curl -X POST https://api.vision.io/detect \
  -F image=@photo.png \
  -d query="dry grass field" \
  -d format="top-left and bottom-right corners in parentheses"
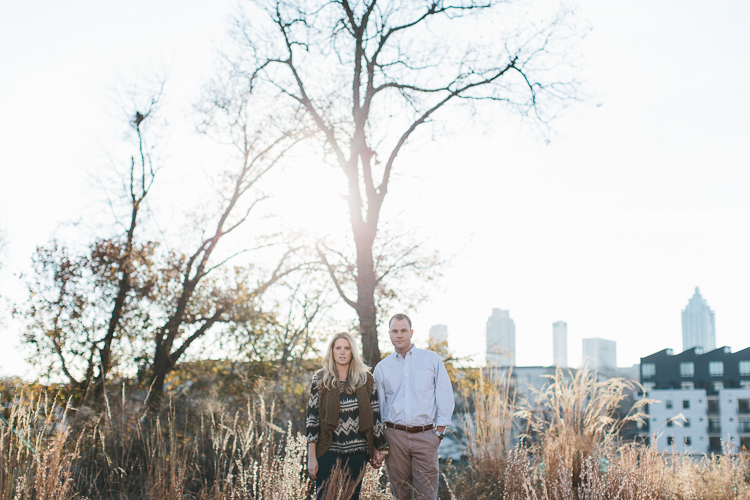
top-left (2, 369), bottom-right (749, 499)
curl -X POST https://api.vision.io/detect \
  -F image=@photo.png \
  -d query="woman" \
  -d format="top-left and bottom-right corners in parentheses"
top-left (306, 332), bottom-right (389, 500)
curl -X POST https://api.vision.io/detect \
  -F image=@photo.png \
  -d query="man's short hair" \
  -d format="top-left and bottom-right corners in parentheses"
top-left (389, 313), bottom-right (412, 330)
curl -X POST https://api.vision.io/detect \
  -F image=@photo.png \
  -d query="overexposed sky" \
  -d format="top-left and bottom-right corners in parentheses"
top-left (1, 1), bottom-right (749, 377)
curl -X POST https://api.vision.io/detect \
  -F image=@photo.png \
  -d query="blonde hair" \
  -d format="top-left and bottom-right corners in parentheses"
top-left (319, 332), bottom-right (369, 394)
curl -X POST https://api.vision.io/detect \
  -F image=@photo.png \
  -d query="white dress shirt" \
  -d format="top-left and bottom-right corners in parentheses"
top-left (373, 344), bottom-right (455, 427)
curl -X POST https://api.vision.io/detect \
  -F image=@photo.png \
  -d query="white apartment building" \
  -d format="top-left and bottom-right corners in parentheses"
top-left (644, 388), bottom-right (750, 454)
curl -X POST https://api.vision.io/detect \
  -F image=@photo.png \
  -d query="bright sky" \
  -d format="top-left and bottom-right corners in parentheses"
top-left (1, 1), bottom-right (749, 378)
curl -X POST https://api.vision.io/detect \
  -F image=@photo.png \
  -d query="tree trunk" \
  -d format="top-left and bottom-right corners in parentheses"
top-left (354, 224), bottom-right (381, 367)
top-left (358, 295), bottom-right (380, 367)
top-left (146, 342), bottom-right (172, 410)
top-left (94, 276), bottom-right (129, 399)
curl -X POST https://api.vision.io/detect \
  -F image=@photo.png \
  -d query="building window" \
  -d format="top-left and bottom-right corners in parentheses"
top-left (642, 363), bottom-right (656, 378)
top-left (709, 437), bottom-right (721, 452)
top-left (667, 419), bottom-right (674, 428)
top-left (683, 400), bottom-right (690, 409)
top-left (739, 399), bottom-right (750, 414)
top-left (667, 436), bottom-right (674, 446)
top-left (708, 418), bottom-right (721, 433)
top-left (741, 381), bottom-right (750, 390)
top-left (709, 361), bottom-right (724, 377)
top-left (685, 436), bottom-right (691, 446)
top-left (708, 399), bottom-right (720, 414)
top-left (642, 382), bottom-right (655, 392)
top-left (666, 400), bottom-right (673, 409)
top-left (681, 382), bottom-right (695, 390)
top-left (739, 417), bottom-right (750, 433)
top-left (713, 382), bottom-right (724, 391)
top-left (742, 437), bottom-right (750, 451)
top-left (740, 360), bottom-right (750, 376)
top-left (684, 418), bottom-right (690, 428)
top-left (680, 362), bottom-right (694, 377)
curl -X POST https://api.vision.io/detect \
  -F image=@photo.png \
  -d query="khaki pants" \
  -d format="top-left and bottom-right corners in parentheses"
top-left (384, 427), bottom-right (440, 500)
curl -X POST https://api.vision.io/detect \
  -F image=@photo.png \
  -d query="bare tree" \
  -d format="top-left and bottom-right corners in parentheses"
top-left (223, 0), bottom-right (582, 365)
top-left (142, 94), bottom-right (311, 409)
top-left (16, 91), bottom-right (161, 393)
top-left (93, 91), bottom-right (160, 397)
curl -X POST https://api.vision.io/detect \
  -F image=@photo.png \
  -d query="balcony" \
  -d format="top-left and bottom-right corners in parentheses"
top-left (708, 422), bottom-right (722, 434)
top-left (739, 421), bottom-right (750, 433)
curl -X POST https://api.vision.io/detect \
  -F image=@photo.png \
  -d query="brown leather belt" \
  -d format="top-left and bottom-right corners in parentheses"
top-left (385, 422), bottom-right (434, 433)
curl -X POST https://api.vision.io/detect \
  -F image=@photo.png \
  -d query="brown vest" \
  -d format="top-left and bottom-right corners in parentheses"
top-left (316, 370), bottom-right (375, 458)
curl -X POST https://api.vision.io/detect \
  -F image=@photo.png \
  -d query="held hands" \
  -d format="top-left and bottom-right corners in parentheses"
top-left (371, 450), bottom-right (384, 468)
top-left (308, 455), bottom-right (318, 480)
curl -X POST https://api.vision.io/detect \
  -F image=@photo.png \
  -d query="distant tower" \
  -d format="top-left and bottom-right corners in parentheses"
top-left (682, 287), bottom-right (716, 352)
top-left (429, 324), bottom-right (448, 346)
top-left (582, 338), bottom-right (617, 373)
top-left (553, 321), bottom-right (568, 368)
top-left (486, 309), bottom-right (515, 367)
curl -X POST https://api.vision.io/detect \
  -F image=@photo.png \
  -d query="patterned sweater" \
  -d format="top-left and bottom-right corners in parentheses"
top-left (306, 372), bottom-right (387, 455)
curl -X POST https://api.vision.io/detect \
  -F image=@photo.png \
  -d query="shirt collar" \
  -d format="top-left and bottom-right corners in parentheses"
top-left (395, 343), bottom-right (417, 360)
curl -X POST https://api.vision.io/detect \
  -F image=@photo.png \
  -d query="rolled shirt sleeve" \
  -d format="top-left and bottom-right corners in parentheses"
top-left (371, 381), bottom-right (388, 450)
top-left (434, 355), bottom-right (455, 427)
top-left (374, 364), bottom-right (388, 427)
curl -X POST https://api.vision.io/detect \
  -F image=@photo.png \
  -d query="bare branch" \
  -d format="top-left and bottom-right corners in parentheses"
top-left (316, 243), bottom-right (358, 310)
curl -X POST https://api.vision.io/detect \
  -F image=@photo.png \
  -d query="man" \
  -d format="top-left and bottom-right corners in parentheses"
top-left (373, 313), bottom-right (455, 500)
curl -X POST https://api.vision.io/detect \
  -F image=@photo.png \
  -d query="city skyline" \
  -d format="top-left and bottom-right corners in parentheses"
top-left (429, 287), bottom-right (733, 370)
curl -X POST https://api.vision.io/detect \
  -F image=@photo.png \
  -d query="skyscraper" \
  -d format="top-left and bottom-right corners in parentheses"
top-left (582, 338), bottom-right (617, 373)
top-left (553, 321), bottom-right (568, 368)
top-left (682, 287), bottom-right (716, 352)
top-left (429, 324), bottom-right (448, 345)
top-left (486, 308), bottom-right (515, 367)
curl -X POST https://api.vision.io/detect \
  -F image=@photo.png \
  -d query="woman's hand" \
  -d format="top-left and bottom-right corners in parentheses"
top-left (371, 450), bottom-right (383, 468)
top-left (308, 455), bottom-right (318, 480)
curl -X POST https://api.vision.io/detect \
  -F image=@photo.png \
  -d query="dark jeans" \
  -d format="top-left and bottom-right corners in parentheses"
top-left (315, 451), bottom-right (368, 500)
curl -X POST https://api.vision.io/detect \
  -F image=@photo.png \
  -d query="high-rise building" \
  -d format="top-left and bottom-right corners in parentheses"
top-left (486, 308), bottom-right (515, 367)
top-left (553, 321), bottom-right (568, 368)
top-left (582, 337), bottom-right (617, 373)
top-left (682, 287), bottom-right (716, 352)
top-left (429, 324), bottom-right (448, 346)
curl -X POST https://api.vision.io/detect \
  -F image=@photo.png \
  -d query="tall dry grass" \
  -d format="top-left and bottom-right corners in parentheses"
top-left (0, 389), bottom-right (388, 500)
top-left (454, 367), bottom-right (750, 500)
top-left (2, 368), bottom-right (750, 499)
